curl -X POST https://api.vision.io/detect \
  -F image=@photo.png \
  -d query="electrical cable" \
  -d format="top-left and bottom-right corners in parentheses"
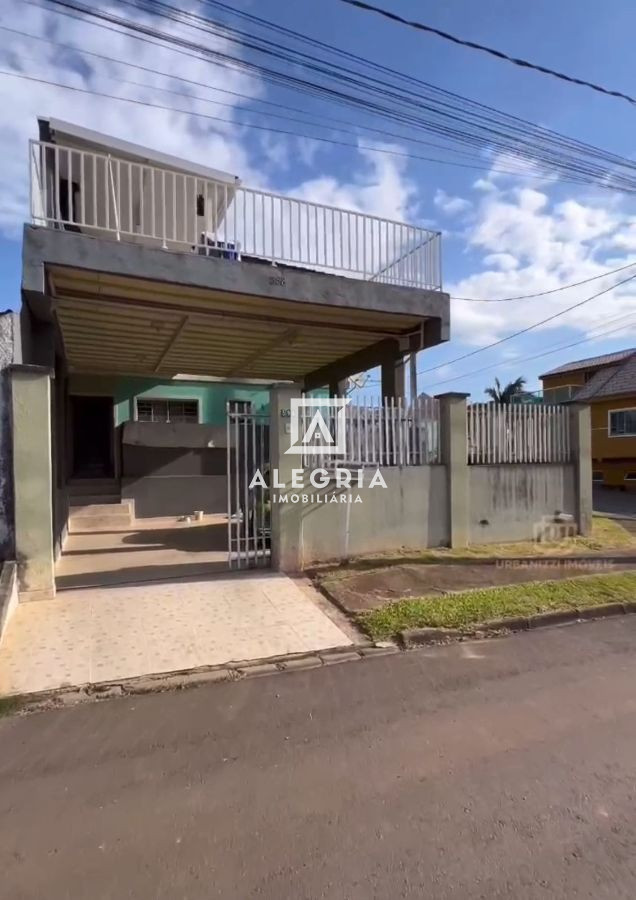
top-left (26, 0), bottom-right (636, 193)
top-left (418, 272), bottom-right (636, 376)
top-left (339, 0), bottom-right (636, 107)
top-left (451, 261), bottom-right (636, 302)
top-left (423, 313), bottom-right (636, 390)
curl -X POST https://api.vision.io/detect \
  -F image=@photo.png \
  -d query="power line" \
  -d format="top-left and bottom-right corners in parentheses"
top-left (1, 68), bottom-right (597, 181)
top-left (1, 25), bottom-right (561, 176)
top-left (423, 313), bottom-right (636, 390)
top-left (339, 0), bottom-right (636, 107)
top-left (418, 272), bottom-right (636, 376)
top-left (365, 310), bottom-right (636, 388)
top-left (28, 0), bottom-right (636, 192)
top-left (452, 261), bottom-right (636, 302)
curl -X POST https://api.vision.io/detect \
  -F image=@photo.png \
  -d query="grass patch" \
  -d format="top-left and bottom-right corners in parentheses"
top-left (360, 571), bottom-right (636, 640)
top-left (314, 516), bottom-right (636, 581)
top-left (0, 695), bottom-right (23, 718)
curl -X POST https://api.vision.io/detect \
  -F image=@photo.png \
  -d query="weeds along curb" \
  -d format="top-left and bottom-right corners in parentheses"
top-left (399, 600), bottom-right (636, 647)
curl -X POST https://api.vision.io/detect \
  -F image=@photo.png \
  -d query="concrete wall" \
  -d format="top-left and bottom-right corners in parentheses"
top-left (121, 420), bottom-right (228, 518)
top-left (122, 476), bottom-right (226, 518)
top-left (294, 462), bottom-right (578, 566)
top-left (299, 467), bottom-right (449, 566)
top-left (269, 390), bottom-right (590, 571)
top-left (468, 464), bottom-right (577, 544)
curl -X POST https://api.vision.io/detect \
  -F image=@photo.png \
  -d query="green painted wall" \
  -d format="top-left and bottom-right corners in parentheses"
top-left (67, 375), bottom-right (270, 426)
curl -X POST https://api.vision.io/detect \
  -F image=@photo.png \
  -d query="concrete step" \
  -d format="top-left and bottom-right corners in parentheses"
top-left (67, 479), bottom-right (121, 498)
top-left (68, 515), bottom-right (132, 533)
top-left (70, 501), bottom-right (132, 517)
top-left (68, 494), bottom-right (123, 506)
top-left (68, 501), bottom-right (133, 533)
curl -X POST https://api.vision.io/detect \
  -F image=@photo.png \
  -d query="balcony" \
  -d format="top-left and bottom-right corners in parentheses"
top-left (29, 139), bottom-right (442, 292)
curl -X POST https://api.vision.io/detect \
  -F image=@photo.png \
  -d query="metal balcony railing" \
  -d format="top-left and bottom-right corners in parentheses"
top-left (29, 139), bottom-right (442, 291)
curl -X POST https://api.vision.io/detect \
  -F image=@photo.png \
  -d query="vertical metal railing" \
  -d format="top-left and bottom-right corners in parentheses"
top-left (227, 406), bottom-right (271, 569)
top-left (467, 403), bottom-right (571, 464)
top-left (29, 139), bottom-right (442, 290)
top-left (301, 396), bottom-right (440, 469)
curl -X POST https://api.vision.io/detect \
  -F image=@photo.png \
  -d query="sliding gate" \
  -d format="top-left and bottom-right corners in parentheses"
top-left (226, 406), bottom-right (271, 569)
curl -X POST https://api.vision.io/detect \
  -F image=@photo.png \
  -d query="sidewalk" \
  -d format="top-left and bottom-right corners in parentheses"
top-left (0, 573), bottom-right (352, 696)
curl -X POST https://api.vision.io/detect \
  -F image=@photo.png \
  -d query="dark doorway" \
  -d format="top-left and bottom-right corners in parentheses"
top-left (70, 396), bottom-right (114, 478)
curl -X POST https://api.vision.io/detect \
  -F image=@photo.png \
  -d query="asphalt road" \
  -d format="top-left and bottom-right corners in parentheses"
top-left (2, 618), bottom-right (636, 899)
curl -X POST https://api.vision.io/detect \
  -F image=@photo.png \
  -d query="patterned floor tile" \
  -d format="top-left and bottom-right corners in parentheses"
top-left (0, 573), bottom-right (352, 695)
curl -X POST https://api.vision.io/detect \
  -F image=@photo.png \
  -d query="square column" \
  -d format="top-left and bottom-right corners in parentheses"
top-left (436, 392), bottom-right (469, 549)
top-left (269, 384), bottom-right (303, 572)
top-left (569, 403), bottom-right (592, 536)
top-left (381, 356), bottom-right (406, 399)
top-left (11, 365), bottom-right (55, 600)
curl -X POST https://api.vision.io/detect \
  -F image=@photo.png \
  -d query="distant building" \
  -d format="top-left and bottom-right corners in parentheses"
top-left (541, 349), bottom-right (636, 488)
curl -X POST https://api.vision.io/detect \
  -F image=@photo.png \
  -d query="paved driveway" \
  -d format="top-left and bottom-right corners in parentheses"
top-left (2, 617), bottom-right (636, 898)
top-left (0, 573), bottom-right (352, 696)
top-left (594, 485), bottom-right (636, 533)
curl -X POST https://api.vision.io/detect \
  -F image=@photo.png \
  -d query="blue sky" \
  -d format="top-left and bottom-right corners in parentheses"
top-left (1, 0), bottom-right (636, 399)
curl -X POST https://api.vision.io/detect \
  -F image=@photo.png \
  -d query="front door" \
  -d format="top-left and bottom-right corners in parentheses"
top-left (70, 395), bottom-right (114, 478)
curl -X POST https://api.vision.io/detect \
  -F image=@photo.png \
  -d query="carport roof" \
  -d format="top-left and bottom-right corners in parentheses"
top-left (47, 265), bottom-right (426, 381)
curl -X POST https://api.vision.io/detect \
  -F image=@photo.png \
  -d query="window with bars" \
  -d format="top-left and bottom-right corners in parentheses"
top-left (135, 398), bottom-right (200, 423)
top-left (228, 400), bottom-right (253, 414)
top-left (609, 408), bottom-right (636, 437)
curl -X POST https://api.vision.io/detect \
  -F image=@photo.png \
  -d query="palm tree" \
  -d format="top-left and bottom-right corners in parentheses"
top-left (484, 376), bottom-right (526, 404)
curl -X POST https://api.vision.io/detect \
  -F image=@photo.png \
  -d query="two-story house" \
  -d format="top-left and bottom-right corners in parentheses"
top-left (12, 116), bottom-right (449, 599)
top-left (541, 348), bottom-right (636, 488)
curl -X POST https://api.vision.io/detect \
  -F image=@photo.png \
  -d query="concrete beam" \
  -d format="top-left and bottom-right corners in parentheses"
top-left (381, 357), bottom-right (406, 400)
top-left (22, 225), bottom-right (451, 324)
top-left (304, 338), bottom-right (402, 392)
top-left (227, 327), bottom-right (300, 379)
top-left (153, 315), bottom-right (189, 373)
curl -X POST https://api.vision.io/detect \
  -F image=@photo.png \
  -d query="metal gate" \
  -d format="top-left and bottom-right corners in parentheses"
top-left (226, 405), bottom-right (271, 569)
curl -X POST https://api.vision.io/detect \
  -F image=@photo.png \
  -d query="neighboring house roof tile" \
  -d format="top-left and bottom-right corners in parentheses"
top-left (571, 354), bottom-right (636, 401)
top-left (540, 348), bottom-right (636, 378)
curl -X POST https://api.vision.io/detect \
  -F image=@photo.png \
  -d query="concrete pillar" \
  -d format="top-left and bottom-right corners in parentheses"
top-left (409, 352), bottom-right (418, 404)
top-left (269, 384), bottom-right (303, 572)
top-left (329, 378), bottom-right (349, 398)
top-left (381, 356), bottom-right (406, 399)
top-left (569, 403), bottom-right (592, 536)
top-left (436, 392), bottom-right (470, 549)
top-left (11, 365), bottom-right (55, 600)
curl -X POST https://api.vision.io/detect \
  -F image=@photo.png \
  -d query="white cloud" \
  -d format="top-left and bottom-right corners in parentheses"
top-left (0, 1), bottom-right (421, 238)
top-left (291, 143), bottom-right (418, 222)
top-left (444, 163), bottom-right (636, 346)
top-left (0, 0), bottom-right (272, 235)
top-left (482, 253), bottom-right (518, 271)
top-left (473, 177), bottom-right (497, 192)
top-left (434, 188), bottom-right (471, 216)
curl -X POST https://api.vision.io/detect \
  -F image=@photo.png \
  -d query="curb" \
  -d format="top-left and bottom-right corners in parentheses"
top-left (5, 642), bottom-right (400, 714)
top-left (399, 601), bottom-right (636, 647)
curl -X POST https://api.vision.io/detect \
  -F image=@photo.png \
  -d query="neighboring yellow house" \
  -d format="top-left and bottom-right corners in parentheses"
top-left (541, 348), bottom-right (636, 488)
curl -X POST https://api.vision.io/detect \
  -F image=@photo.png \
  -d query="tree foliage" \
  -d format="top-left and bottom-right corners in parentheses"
top-left (484, 376), bottom-right (526, 404)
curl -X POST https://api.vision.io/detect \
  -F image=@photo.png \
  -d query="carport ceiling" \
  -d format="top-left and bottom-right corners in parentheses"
top-left (47, 266), bottom-right (426, 380)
